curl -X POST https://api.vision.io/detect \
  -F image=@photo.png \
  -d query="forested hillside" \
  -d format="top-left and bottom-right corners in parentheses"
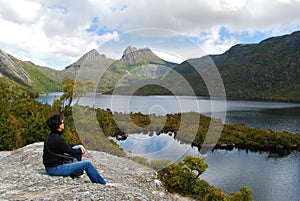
top-left (0, 49), bottom-right (62, 95)
top-left (0, 78), bottom-right (77, 150)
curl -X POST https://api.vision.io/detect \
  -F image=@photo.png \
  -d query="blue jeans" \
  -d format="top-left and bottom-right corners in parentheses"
top-left (45, 154), bottom-right (106, 185)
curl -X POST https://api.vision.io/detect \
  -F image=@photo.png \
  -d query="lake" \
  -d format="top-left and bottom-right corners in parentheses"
top-left (39, 92), bottom-right (300, 133)
top-left (37, 93), bottom-right (300, 201)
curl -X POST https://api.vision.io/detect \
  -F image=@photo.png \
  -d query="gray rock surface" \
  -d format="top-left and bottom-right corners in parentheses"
top-left (0, 142), bottom-right (190, 201)
top-left (121, 46), bottom-right (162, 65)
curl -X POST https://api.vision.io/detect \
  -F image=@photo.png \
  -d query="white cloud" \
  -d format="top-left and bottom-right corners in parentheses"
top-left (91, 0), bottom-right (300, 34)
top-left (0, 0), bottom-right (299, 69)
top-left (0, 0), bottom-right (121, 69)
top-left (152, 49), bottom-right (185, 64)
top-left (198, 30), bottom-right (237, 55)
top-left (0, 0), bottom-right (41, 24)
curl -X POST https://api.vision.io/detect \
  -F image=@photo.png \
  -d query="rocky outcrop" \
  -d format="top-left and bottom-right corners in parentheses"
top-left (0, 142), bottom-right (188, 200)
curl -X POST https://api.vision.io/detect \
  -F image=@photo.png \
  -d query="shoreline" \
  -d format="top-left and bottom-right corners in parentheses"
top-left (41, 91), bottom-right (300, 104)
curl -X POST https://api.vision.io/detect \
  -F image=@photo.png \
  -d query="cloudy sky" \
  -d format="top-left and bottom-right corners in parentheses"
top-left (0, 0), bottom-right (300, 70)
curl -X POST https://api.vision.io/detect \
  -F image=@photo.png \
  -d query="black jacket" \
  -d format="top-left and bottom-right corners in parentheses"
top-left (42, 131), bottom-right (82, 167)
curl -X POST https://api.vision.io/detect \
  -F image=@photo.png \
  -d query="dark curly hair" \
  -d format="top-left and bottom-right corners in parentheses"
top-left (46, 114), bottom-right (63, 132)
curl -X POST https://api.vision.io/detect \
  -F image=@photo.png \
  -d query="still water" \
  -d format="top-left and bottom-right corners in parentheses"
top-left (38, 93), bottom-right (300, 201)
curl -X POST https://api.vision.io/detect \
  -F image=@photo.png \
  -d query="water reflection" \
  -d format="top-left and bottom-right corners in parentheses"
top-left (110, 133), bottom-right (200, 162)
top-left (112, 133), bottom-right (300, 201)
top-left (202, 149), bottom-right (300, 201)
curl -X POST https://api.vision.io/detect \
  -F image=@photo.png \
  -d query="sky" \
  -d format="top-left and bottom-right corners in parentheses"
top-left (0, 0), bottom-right (300, 70)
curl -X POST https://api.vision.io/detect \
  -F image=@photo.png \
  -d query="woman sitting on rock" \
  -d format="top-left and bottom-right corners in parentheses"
top-left (42, 114), bottom-right (106, 185)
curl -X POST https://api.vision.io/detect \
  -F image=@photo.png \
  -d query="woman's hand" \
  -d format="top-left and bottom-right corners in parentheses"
top-left (79, 145), bottom-right (86, 155)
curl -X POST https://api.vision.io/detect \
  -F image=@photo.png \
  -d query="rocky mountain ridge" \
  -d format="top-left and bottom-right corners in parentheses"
top-left (121, 46), bottom-right (166, 65)
top-left (0, 142), bottom-right (190, 201)
top-left (62, 46), bottom-right (175, 92)
top-left (64, 46), bottom-right (168, 71)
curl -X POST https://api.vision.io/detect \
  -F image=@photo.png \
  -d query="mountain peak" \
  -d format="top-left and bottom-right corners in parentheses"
top-left (123, 46), bottom-right (138, 55)
top-left (81, 49), bottom-right (106, 61)
top-left (121, 46), bottom-right (164, 65)
top-left (65, 49), bottom-right (107, 70)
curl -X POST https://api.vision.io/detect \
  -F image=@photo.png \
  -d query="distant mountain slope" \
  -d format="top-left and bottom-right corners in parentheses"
top-left (169, 31), bottom-right (300, 102)
top-left (0, 49), bottom-right (62, 95)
